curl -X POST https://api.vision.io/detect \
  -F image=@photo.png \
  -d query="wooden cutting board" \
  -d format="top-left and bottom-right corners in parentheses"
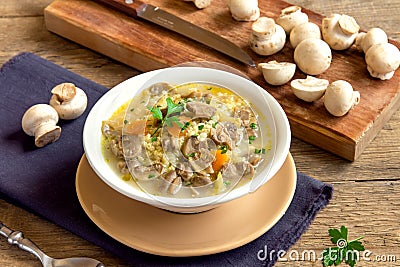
top-left (44, 0), bottom-right (400, 161)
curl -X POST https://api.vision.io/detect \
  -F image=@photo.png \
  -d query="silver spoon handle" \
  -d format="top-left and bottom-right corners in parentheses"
top-left (0, 221), bottom-right (47, 262)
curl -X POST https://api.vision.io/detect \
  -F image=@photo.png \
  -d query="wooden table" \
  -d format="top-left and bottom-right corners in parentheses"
top-left (1, 1), bottom-right (399, 266)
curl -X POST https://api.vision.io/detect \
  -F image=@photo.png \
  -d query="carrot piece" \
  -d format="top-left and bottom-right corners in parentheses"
top-left (212, 150), bottom-right (230, 172)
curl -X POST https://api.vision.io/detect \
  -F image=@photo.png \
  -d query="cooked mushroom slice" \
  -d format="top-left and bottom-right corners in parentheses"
top-left (148, 82), bottom-right (172, 96)
top-left (160, 170), bottom-right (178, 192)
top-left (290, 76), bottom-right (329, 102)
top-left (294, 38), bottom-right (332, 75)
top-left (131, 165), bottom-right (160, 181)
top-left (184, 0), bottom-right (211, 9)
top-left (211, 121), bottom-right (240, 149)
top-left (186, 101), bottom-right (217, 118)
top-left (365, 43), bottom-right (400, 80)
top-left (176, 162), bottom-right (194, 181)
top-left (49, 83), bottom-right (88, 120)
top-left (234, 107), bottom-right (252, 126)
top-left (258, 61), bottom-right (296, 86)
top-left (192, 173), bottom-right (213, 187)
top-left (276, 6), bottom-right (309, 34)
top-left (228, 0), bottom-right (260, 22)
top-left (21, 104), bottom-right (61, 148)
top-left (168, 176), bottom-right (183, 195)
top-left (290, 22), bottom-right (321, 49)
top-left (249, 155), bottom-right (263, 167)
top-left (322, 14), bottom-right (360, 50)
top-left (355, 28), bottom-right (388, 53)
top-left (250, 17), bottom-right (286, 56)
top-left (324, 80), bottom-right (360, 117)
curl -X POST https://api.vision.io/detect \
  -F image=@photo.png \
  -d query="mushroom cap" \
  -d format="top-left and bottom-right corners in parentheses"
top-left (50, 87), bottom-right (88, 120)
top-left (290, 22), bottom-right (321, 48)
top-left (322, 14), bottom-right (359, 50)
top-left (228, 0), bottom-right (260, 21)
top-left (324, 80), bottom-right (360, 116)
top-left (357, 27), bottom-right (388, 53)
top-left (22, 104), bottom-right (59, 136)
top-left (290, 76), bottom-right (329, 102)
top-left (258, 61), bottom-right (296, 85)
top-left (276, 6), bottom-right (309, 34)
top-left (294, 38), bottom-right (332, 75)
top-left (250, 18), bottom-right (286, 56)
top-left (365, 43), bottom-right (400, 76)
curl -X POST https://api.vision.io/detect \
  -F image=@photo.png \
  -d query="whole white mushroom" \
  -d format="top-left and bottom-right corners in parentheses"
top-left (290, 22), bottom-right (321, 49)
top-left (249, 17), bottom-right (286, 56)
top-left (21, 104), bottom-right (61, 147)
top-left (294, 38), bottom-right (332, 75)
top-left (49, 83), bottom-right (88, 120)
top-left (183, 0), bottom-right (212, 9)
top-left (276, 6), bottom-right (308, 34)
top-left (365, 43), bottom-right (400, 80)
top-left (324, 80), bottom-right (360, 117)
top-left (322, 14), bottom-right (360, 50)
top-left (228, 0), bottom-right (260, 22)
top-left (355, 27), bottom-right (388, 53)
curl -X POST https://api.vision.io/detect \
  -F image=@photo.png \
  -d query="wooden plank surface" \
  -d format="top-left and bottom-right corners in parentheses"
top-left (1, 0), bottom-right (400, 266)
top-left (44, 0), bottom-right (400, 161)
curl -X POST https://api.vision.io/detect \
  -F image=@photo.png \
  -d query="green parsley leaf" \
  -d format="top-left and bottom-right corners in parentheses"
top-left (187, 153), bottom-right (196, 157)
top-left (149, 106), bottom-right (163, 120)
top-left (151, 137), bottom-right (157, 142)
top-left (322, 226), bottom-right (365, 267)
top-left (198, 125), bottom-right (204, 130)
top-left (250, 123), bottom-right (258, 129)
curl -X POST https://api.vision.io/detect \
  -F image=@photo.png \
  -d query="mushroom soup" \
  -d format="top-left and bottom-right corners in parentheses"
top-left (101, 82), bottom-right (272, 198)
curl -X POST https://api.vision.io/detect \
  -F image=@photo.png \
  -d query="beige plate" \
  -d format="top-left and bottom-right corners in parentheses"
top-left (76, 153), bottom-right (297, 257)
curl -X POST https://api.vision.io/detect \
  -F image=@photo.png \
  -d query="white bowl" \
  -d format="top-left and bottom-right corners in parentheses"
top-left (83, 67), bottom-right (291, 213)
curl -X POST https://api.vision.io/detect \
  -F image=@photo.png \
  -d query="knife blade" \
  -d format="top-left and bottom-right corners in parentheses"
top-left (92, 0), bottom-right (255, 67)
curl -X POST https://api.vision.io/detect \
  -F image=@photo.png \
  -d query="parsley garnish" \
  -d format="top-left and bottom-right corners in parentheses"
top-left (219, 145), bottom-right (228, 154)
top-left (187, 153), bottom-right (196, 158)
top-left (322, 226), bottom-right (365, 267)
top-left (148, 174), bottom-right (156, 179)
top-left (151, 136), bottom-right (157, 142)
top-left (149, 97), bottom-right (184, 136)
top-left (255, 148), bottom-right (261, 154)
top-left (123, 119), bottom-right (128, 125)
top-left (198, 125), bottom-right (204, 130)
top-left (250, 123), bottom-right (258, 129)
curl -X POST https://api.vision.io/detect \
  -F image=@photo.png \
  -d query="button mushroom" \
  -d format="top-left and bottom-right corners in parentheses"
top-left (355, 27), bottom-right (388, 53)
top-left (294, 38), bottom-right (332, 75)
top-left (365, 43), bottom-right (400, 80)
top-left (276, 6), bottom-right (309, 34)
top-left (183, 0), bottom-right (211, 9)
top-left (322, 14), bottom-right (360, 50)
top-left (249, 17), bottom-right (286, 56)
top-left (49, 83), bottom-right (88, 120)
top-left (258, 61), bottom-right (296, 86)
top-left (21, 104), bottom-right (62, 147)
top-left (290, 22), bottom-right (321, 49)
top-left (290, 76), bottom-right (329, 102)
top-left (324, 80), bottom-right (360, 117)
top-left (228, 0), bottom-right (260, 22)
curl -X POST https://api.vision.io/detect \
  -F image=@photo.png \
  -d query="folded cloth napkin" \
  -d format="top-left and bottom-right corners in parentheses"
top-left (0, 52), bottom-right (333, 267)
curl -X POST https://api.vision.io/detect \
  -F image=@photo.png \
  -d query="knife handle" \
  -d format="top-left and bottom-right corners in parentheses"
top-left (93, 0), bottom-right (146, 18)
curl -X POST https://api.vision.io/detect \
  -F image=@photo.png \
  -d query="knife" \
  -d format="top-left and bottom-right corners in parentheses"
top-left (92, 0), bottom-right (255, 67)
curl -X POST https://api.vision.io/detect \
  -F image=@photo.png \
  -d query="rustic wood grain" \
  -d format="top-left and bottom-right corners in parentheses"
top-left (44, 0), bottom-right (400, 161)
top-left (1, 0), bottom-right (400, 266)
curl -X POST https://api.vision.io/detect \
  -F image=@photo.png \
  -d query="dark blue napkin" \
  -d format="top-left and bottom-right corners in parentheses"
top-left (0, 52), bottom-right (333, 267)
